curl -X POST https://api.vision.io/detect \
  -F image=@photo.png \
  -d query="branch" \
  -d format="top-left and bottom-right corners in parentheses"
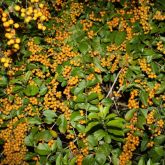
top-left (106, 68), bottom-right (123, 98)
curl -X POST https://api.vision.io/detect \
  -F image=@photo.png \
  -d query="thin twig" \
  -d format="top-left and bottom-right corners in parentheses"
top-left (113, 99), bottom-right (119, 115)
top-left (0, 151), bottom-right (4, 158)
top-left (106, 68), bottom-right (123, 98)
top-left (51, 122), bottom-right (56, 129)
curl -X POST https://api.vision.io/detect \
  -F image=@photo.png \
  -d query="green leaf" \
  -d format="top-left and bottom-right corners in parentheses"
top-left (87, 93), bottom-right (98, 101)
top-left (75, 124), bottom-right (85, 133)
top-left (156, 82), bottom-right (165, 94)
top-left (101, 31), bottom-right (116, 43)
top-left (140, 90), bottom-right (148, 106)
top-left (24, 71), bottom-right (31, 83)
top-left (33, 37), bottom-right (41, 44)
top-left (107, 120), bottom-right (124, 128)
top-left (74, 93), bottom-right (86, 103)
top-left (106, 113), bottom-right (117, 120)
top-left (43, 110), bottom-right (56, 124)
top-left (88, 104), bottom-right (99, 112)
top-left (57, 114), bottom-right (67, 134)
top-left (147, 159), bottom-right (153, 165)
top-left (25, 152), bottom-right (37, 161)
top-left (71, 112), bottom-right (84, 122)
top-left (24, 85), bottom-right (39, 96)
top-left (125, 109), bottom-right (137, 121)
top-left (95, 153), bottom-right (106, 165)
top-left (35, 130), bottom-right (52, 142)
top-left (150, 62), bottom-right (159, 74)
top-left (89, 99), bottom-right (99, 105)
top-left (82, 155), bottom-right (94, 165)
top-left (108, 129), bottom-right (124, 136)
top-left (114, 31), bottom-right (126, 45)
top-left (97, 143), bottom-right (111, 157)
top-left (88, 112), bottom-right (99, 120)
top-left (28, 117), bottom-right (42, 125)
top-left (154, 135), bottom-right (165, 145)
top-left (73, 80), bottom-right (86, 95)
top-left (94, 129), bottom-right (106, 141)
top-left (35, 143), bottom-right (51, 155)
top-left (12, 85), bottom-right (24, 93)
top-left (104, 134), bottom-right (111, 143)
top-left (85, 121), bottom-right (99, 133)
top-left (70, 157), bottom-right (77, 165)
top-left (50, 130), bottom-right (58, 138)
top-left (99, 105), bottom-right (110, 119)
top-left (56, 154), bottom-right (62, 165)
top-left (71, 67), bottom-right (85, 78)
top-left (112, 154), bottom-right (119, 165)
top-left (0, 76), bottom-right (8, 87)
top-left (110, 135), bottom-right (124, 142)
top-left (39, 84), bottom-right (48, 96)
top-left (141, 138), bottom-right (148, 152)
top-left (93, 57), bottom-right (107, 72)
top-left (136, 116), bottom-right (146, 129)
top-left (154, 146), bottom-right (164, 157)
top-left (25, 134), bottom-right (34, 147)
top-left (140, 109), bottom-right (148, 118)
top-left (79, 41), bottom-right (90, 54)
top-left (87, 135), bottom-right (98, 147)
top-left (138, 157), bottom-right (145, 165)
top-left (43, 110), bottom-right (56, 118)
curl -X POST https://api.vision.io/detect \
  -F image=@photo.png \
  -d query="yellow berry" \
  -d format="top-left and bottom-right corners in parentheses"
top-left (14, 5), bottom-right (21, 11)
top-left (25, 17), bottom-right (31, 23)
top-left (4, 63), bottom-right (9, 68)
top-left (15, 38), bottom-right (21, 44)
top-left (40, 15), bottom-right (46, 21)
top-left (5, 33), bottom-right (12, 39)
top-left (38, 12), bottom-right (42, 17)
top-left (9, 39), bottom-right (15, 45)
top-left (2, 12), bottom-right (8, 17)
top-left (42, 26), bottom-right (46, 31)
top-left (37, 23), bottom-right (43, 29)
top-left (3, 22), bottom-right (10, 28)
top-left (21, 13), bottom-right (26, 17)
top-left (9, 19), bottom-right (14, 25)
top-left (21, 8), bottom-right (26, 13)
top-left (14, 23), bottom-right (19, 28)
top-left (13, 44), bottom-right (20, 49)
top-left (1, 58), bottom-right (6, 63)
top-left (39, 3), bottom-right (44, 8)
top-left (1, 17), bottom-right (7, 22)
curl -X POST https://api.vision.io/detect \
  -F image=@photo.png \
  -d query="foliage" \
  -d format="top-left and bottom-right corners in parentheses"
top-left (0, 0), bottom-right (165, 165)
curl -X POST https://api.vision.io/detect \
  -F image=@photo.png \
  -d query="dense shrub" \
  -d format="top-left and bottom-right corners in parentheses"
top-left (0, 0), bottom-right (165, 165)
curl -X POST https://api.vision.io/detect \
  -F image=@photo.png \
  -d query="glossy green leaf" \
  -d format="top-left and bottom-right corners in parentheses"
top-left (114, 31), bottom-right (126, 45)
top-left (35, 143), bottom-right (51, 155)
top-left (24, 85), bottom-right (39, 96)
top-left (140, 90), bottom-right (148, 106)
top-left (125, 109), bottom-right (137, 121)
top-left (85, 121), bottom-right (99, 133)
top-left (94, 129), bottom-right (106, 141)
top-left (57, 114), bottom-right (67, 134)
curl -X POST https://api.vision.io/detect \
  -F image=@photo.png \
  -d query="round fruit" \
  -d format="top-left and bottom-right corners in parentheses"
top-left (38, 23), bottom-right (43, 30)
top-left (1, 58), bottom-right (6, 63)
top-left (39, 3), bottom-right (44, 8)
top-left (4, 63), bottom-right (9, 68)
top-left (13, 44), bottom-right (20, 49)
top-left (9, 19), bottom-right (14, 25)
top-left (14, 23), bottom-right (19, 28)
top-left (3, 22), bottom-right (10, 28)
top-left (15, 38), bottom-right (21, 44)
top-left (14, 5), bottom-right (21, 11)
